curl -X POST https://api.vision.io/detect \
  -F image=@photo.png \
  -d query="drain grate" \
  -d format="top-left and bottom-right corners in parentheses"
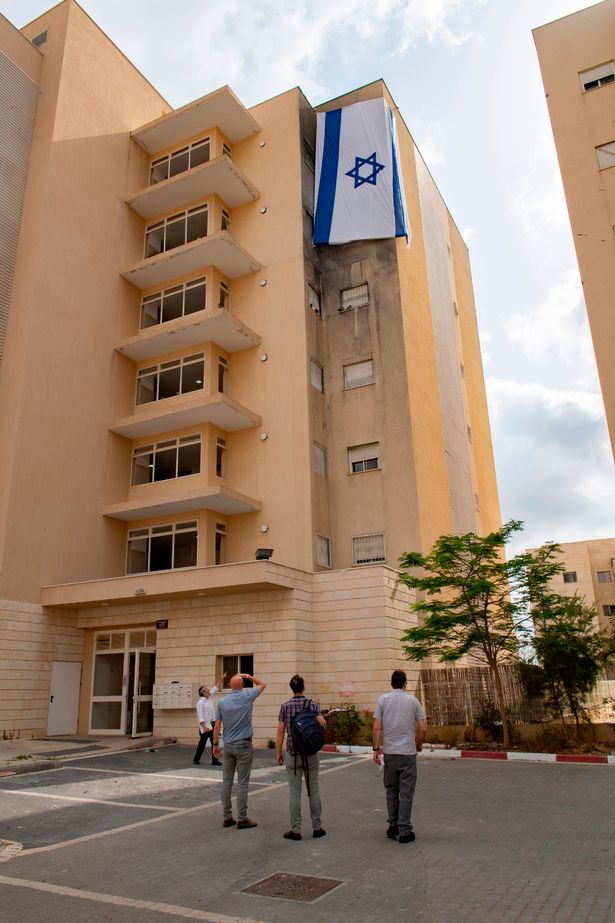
top-left (242, 872), bottom-right (343, 903)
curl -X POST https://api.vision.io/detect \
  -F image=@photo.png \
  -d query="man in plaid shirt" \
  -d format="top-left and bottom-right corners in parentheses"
top-left (276, 674), bottom-right (327, 841)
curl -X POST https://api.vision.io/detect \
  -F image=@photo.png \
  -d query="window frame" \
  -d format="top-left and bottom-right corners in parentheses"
top-left (340, 283), bottom-right (369, 313)
top-left (348, 442), bottom-right (380, 474)
top-left (136, 353), bottom-right (205, 406)
top-left (352, 532), bottom-right (386, 566)
top-left (144, 204), bottom-right (208, 259)
top-left (308, 284), bottom-right (321, 316)
top-left (597, 570), bottom-right (613, 583)
top-left (316, 534), bottom-right (331, 568)
top-left (580, 61), bottom-right (615, 92)
top-left (343, 358), bottom-right (374, 390)
top-left (313, 442), bottom-right (328, 478)
top-left (563, 571), bottom-right (578, 584)
top-left (126, 520), bottom-right (198, 574)
top-left (149, 136), bottom-right (212, 185)
top-left (140, 277), bottom-right (207, 330)
top-left (131, 434), bottom-right (201, 486)
top-left (218, 654), bottom-right (253, 688)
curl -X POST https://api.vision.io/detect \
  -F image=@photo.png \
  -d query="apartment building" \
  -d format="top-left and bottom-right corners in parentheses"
top-left (0, 1), bottom-right (500, 742)
top-left (534, 0), bottom-right (615, 461)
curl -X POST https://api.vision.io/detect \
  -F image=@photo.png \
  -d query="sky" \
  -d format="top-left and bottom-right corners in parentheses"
top-left (4, 0), bottom-right (614, 556)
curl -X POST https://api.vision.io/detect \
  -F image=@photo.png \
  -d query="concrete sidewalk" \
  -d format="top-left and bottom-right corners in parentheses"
top-left (0, 734), bottom-right (173, 775)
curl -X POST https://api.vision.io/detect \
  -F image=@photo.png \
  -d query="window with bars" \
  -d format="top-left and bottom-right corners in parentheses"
top-left (349, 443), bottom-right (380, 473)
top-left (136, 354), bottom-right (204, 405)
top-left (340, 283), bottom-right (369, 312)
top-left (353, 533), bottom-right (386, 565)
top-left (313, 442), bottom-right (328, 477)
top-left (316, 534), bottom-right (331, 568)
top-left (140, 278), bottom-right (206, 329)
top-left (343, 359), bottom-right (374, 389)
top-left (310, 360), bottom-right (324, 392)
top-left (580, 62), bottom-right (615, 92)
top-left (308, 284), bottom-right (321, 316)
top-left (126, 521), bottom-right (197, 574)
top-left (145, 205), bottom-right (208, 258)
top-left (149, 137), bottom-right (211, 185)
top-left (597, 570), bottom-right (613, 583)
top-left (131, 435), bottom-right (201, 485)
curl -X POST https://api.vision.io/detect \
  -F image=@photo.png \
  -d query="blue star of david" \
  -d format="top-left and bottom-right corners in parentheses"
top-left (345, 152), bottom-right (385, 188)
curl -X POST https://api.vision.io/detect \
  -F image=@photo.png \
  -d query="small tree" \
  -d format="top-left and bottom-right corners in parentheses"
top-left (398, 520), bottom-right (562, 749)
top-left (533, 594), bottom-right (605, 733)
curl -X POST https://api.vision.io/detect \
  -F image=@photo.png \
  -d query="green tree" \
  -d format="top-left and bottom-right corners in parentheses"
top-left (398, 520), bottom-right (562, 748)
top-left (533, 594), bottom-right (605, 733)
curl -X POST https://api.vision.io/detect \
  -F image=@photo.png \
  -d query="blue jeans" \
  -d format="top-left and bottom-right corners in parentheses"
top-left (222, 740), bottom-right (253, 821)
top-left (284, 751), bottom-right (322, 833)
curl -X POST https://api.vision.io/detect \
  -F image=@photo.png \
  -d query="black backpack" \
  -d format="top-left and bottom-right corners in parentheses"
top-left (291, 699), bottom-right (324, 796)
top-left (291, 699), bottom-right (324, 756)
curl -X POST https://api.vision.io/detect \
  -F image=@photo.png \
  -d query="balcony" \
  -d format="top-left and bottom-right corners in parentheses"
top-left (128, 155), bottom-right (259, 219)
top-left (103, 483), bottom-right (261, 521)
top-left (110, 391), bottom-right (260, 439)
top-left (121, 231), bottom-right (261, 290)
top-left (41, 560), bottom-right (302, 609)
top-left (132, 86), bottom-right (260, 154)
top-left (117, 308), bottom-right (260, 362)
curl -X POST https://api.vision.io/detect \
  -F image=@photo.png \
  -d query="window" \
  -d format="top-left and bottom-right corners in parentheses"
top-left (597, 570), bottom-right (613, 583)
top-left (460, 363), bottom-right (465, 379)
top-left (222, 142), bottom-right (231, 158)
top-left (136, 353), bottom-right (204, 405)
top-left (343, 359), bottom-right (374, 389)
top-left (219, 654), bottom-right (253, 688)
top-left (217, 356), bottom-right (228, 393)
top-left (453, 301), bottom-right (459, 317)
top-left (310, 360), bottom-right (324, 393)
top-left (563, 571), bottom-right (578, 584)
top-left (340, 283), bottom-right (369, 312)
top-left (603, 604), bottom-right (615, 617)
top-left (216, 437), bottom-right (227, 478)
top-left (596, 141), bottom-right (615, 170)
top-left (580, 62), bottom-right (615, 92)
top-left (467, 425), bottom-right (472, 443)
top-left (353, 532), bottom-right (386, 565)
top-left (308, 284), bottom-right (321, 316)
top-left (303, 139), bottom-right (315, 172)
top-left (215, 522), bottom-right (227, 564)
top-left (316, 534), bottom-right (331, 568)
top-left (313, 442), bottom-right (328, 477)
top-left (140, 278), bottom-right (206, 329)
top-left (475, 493), bottom-right (480, 512)
top-left (221, 209), bottom-right (230, 232)
top-left (126, 521), bottom-right (197, 574)
top-left (349, 443), bottom-right (380, 473)
top-left (145, 205), bottom-right (208, 258)
top-left (149, 137), bottom-right (211, 185)
top-left (218, 281), bottom-right (229, 309)
top-left (131, 434), bottom-right (201, 485)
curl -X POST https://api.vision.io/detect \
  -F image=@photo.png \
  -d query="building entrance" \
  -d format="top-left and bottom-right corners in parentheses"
top-left (90, 628), bottom-right (156, 736)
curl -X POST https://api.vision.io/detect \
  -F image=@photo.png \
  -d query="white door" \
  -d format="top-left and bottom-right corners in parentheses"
top-left (47, 661), bottom-right (82, 736)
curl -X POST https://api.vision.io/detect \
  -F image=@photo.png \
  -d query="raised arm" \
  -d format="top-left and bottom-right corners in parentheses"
top-left (243, 673), bottom-right (266, 693)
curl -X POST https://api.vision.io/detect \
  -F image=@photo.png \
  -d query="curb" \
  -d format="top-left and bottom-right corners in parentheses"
top-left (322, 745), bottom-right (615, 765)
top-left (0, 759), bottom-right (61, 777)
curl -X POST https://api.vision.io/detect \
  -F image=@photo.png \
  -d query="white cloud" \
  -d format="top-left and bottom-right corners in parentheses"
top-left (397, 0), bottom-right (486, 52)
top-left (505, 270), bottom-right (598, 388)
top-left (415, 121), bottom-right (447, 168)
top-left (461, 227), bottom-right (476, 243)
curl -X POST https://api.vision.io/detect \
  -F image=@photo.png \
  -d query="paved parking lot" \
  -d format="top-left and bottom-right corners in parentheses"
top-left (0, 745), bottom-right (613, 922)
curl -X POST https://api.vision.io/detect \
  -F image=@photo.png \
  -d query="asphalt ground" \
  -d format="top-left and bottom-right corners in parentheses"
top-left (0, 744), bottom-right (613, 922)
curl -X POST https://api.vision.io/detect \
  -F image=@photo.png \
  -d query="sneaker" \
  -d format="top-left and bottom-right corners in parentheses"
top-left (283, 831), bottom-right (301, 840)
top-left (386, 825), bottom-right (399, 839)
top-left (312, 828), bottom-right (326, 838)
top-left (222, 818), bottom-right (236, 828)
top-left (193, 759), bottom-right (201, 765)
top-left (398, 832), bottom-right (416, 844)
top-left (237, 818), bottom-right (258, 829)
top-left (211, 759), bottom-right (222, 766)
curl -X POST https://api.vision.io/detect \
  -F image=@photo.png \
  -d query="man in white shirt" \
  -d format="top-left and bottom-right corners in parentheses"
top-left (194, 682), bottom-right (222, 766)
top-left (372, 670), bottom-right (426, 844)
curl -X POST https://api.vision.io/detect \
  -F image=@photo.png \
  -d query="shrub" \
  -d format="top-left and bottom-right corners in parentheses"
top-left (324, 704), bottom-right (363, 744)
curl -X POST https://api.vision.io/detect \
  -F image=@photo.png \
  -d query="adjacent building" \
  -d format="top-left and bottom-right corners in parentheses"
top-left (534, 0), bottom-right (615, 461)
top-left (0, 1), bottom-right (500, 742)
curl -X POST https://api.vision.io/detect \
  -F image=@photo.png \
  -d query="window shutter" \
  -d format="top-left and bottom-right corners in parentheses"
top-left (341, 283), bottom-right (369, 311)
top-left (344, 359), bottom-right (374, 388)
top-left (353, 533), bottom-right (386, 565)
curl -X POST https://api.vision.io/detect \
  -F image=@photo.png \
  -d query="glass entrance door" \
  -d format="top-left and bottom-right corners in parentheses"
top-left (90, 629), bottom-right (156, 736)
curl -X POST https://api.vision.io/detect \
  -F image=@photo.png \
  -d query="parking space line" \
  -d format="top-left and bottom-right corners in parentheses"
top-left (16, 756), bottom-right (364, 857)
top-left (0, 874), bottom-right (268, 923)
top-left (66, 766), bottom-right (222, 783)
top-left (0, 789), bottom-right (185, 812)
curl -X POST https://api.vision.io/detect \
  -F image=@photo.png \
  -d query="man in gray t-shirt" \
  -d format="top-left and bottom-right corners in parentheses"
top-left (373, 670), bottom-right (426, 844)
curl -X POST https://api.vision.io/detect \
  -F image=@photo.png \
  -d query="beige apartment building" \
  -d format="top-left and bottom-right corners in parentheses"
top-left (534, 0), bottom-right (615, 461)
top-left (0, 2), bottom-right (500, 743)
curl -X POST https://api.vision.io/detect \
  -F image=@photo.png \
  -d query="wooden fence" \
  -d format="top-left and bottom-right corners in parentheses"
top-left (419, 664), bottom-right (543, 725)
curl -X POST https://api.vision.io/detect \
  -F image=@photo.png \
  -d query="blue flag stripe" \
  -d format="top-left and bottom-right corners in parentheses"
top-left (313, 108), bottom-right (342, 245)
top-left (389, 107), bottom-right (407, 240)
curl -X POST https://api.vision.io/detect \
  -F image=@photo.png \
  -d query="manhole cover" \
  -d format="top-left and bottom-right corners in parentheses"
top-left (243, 872), bottom-right (343, 903)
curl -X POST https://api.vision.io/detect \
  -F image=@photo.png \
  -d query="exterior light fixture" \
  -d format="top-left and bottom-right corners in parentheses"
top-left (260, 524), bottom-right (269, 533)
top-left (260, 432), bottom-right (268, 441)
top-left (259, 279), bottom-right (267, 287)
top-left (260, 207), bottom-right (267, 214)
top-left (255, 548), bottom-right (273, 560)
top-left (260, 354), bottom-right (268, 362)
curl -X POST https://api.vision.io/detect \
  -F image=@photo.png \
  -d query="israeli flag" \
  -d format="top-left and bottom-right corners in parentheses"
top-left (313, 98), bottom-right (409, 246)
